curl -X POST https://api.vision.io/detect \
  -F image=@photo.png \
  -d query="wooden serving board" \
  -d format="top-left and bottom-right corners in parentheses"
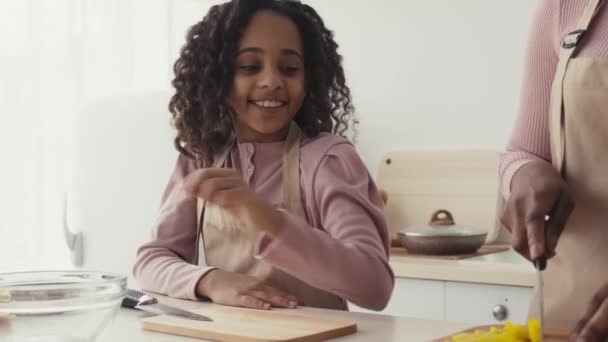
top-left (433, 325), bottom-right (571, 342)
top-left (390, 245), bottom-right (510, 260)
top-left (377, 150), bottom-right (502, 244)
top-left (142, 306), bottom-right (357, 342)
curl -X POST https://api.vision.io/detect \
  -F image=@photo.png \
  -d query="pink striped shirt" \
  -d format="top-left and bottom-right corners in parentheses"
top-left (133, 133), bottom-right (394, 311)
top-left (500, 0), bottom-right (608, 195)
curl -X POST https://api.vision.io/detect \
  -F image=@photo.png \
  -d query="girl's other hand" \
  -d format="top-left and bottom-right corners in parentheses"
top-left (196, 269), bottom-right (298, 310)
top-left (183, 168), bottom-right (285, 236)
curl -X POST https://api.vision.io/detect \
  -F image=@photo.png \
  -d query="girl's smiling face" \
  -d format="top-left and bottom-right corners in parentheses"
top-left (228, 10), bottom-right (306, 142)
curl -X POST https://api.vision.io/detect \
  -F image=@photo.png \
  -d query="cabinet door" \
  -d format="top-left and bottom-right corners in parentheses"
top-left (446, 282), bottom-right (532, 325)
top-left (349, 278), bottom-right (445, 320)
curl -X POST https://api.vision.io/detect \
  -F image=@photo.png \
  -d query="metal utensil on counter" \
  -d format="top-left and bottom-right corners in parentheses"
top-left (535, 257), bottom-right (546, 342)
top-left (535, 211), bottom-right (558, 342)
top-left (122, 289), bottom-right (213, 322)
top-left (397, 210), bottom-right (487, 255)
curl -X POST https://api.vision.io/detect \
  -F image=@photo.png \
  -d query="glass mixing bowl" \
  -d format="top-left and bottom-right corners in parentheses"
top-left (0, 271), bottom-right (126, 342)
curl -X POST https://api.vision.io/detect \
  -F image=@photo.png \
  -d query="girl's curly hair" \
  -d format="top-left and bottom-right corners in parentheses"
top-left (169, 0), bottom-right (356, 164)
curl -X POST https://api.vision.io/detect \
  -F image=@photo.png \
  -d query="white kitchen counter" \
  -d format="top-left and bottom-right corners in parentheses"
top-left (389, 248), bottom-right (536, 287)
top-left (97, 295), bottom-right (471, 342)
top-left (96, 250), bottom-right (534, 342)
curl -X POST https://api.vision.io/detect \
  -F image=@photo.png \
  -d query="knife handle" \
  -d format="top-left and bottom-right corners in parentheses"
top-left (535, 257), bottom-right (547, 271)
top-left (122, 288), bottom-right (155, 308)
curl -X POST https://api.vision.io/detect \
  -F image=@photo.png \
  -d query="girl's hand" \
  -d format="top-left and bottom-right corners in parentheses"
top-left (196, 269), bottom-right (298, 310)
top-left (500, 161), bottom-right (575, 261)
top-left (183, 168), bottom-right (285, 236)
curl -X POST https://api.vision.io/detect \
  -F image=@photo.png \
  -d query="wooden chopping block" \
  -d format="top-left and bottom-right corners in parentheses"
top-left (142, 305), bottom-right (357, 342)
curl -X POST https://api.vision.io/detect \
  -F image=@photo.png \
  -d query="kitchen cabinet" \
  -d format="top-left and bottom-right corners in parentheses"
top-left (350, 278), bottom-right (445, 320)
top-left (349, 278), bottom-right (532, 325)
top-left (445, 281), bottom-right (531, 324)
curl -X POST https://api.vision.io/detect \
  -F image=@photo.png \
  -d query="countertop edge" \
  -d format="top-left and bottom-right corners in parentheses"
top-left (388, 251), bottom-right (536, 287)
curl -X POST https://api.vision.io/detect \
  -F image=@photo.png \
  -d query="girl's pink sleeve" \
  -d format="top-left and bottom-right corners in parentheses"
top-left (133, 154), bottom-right (216, 300)
top-left (256, 143), bottom-right (394, 311)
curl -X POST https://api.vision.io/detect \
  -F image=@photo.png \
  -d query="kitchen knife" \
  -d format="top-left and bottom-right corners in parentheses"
top-left (121, 288), bottom-right (213, 322)
top-left (535, 257), bottom-right (546, 342)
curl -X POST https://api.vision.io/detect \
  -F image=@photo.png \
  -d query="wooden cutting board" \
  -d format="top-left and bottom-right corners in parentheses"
top-left (142, 306), bottom-right (357, 342)
top-left (433, 325), bottom-right (570, 342)
top-left (377, 150), bottom-right (502, 244)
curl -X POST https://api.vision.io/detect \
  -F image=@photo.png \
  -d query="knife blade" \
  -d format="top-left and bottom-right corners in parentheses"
top-left (121, 288), bottom-right (213, 322)
top-left (535, 257), bottom-right (546, 342)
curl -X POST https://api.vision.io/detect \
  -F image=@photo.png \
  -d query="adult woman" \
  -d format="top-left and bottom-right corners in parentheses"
top-left (500, 1), bottom-right (608, 340)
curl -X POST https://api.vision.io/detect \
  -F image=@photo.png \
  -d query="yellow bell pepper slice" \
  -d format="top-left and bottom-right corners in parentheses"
top-left (449, 319), bottom-right (541, 342)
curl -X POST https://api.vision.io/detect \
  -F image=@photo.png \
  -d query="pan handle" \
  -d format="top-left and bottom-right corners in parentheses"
top-left (429, 210), bottom-right (455, 226)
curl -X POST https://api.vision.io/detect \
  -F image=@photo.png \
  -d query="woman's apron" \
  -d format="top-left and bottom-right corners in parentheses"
top-left (533, 0), bottom-right (608, 328)
top-left (194, 122), bottom-right (346, 310)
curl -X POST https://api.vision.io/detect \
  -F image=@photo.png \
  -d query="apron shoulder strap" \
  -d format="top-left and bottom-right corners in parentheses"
top-left (194, 136), bottom-right (235, 265)
top-left (282, 121), bottom-right (306, 218)
top-left (549, 0), bottom-right (605, 172)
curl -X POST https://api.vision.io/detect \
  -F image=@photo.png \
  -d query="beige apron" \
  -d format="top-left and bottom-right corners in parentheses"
top-left (194, 122), bottom-right (346, 310)
top-left (532, 0), bottom-right (608, 328)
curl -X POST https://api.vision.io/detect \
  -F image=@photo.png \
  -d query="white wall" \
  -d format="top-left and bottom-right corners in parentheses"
top-left (302, 0), bottom-right (536, 176)
top-left (0, 0), bottom-right (205, 276)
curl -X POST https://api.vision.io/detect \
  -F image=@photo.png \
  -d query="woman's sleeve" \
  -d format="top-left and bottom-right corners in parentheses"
top-left (500, 0), bottom-right (560, 197)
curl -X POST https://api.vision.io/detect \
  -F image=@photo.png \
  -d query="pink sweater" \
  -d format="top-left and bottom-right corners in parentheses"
top-left (500, 0), bottom-right (608, 196)
top-left (133, 133), bottom-right (394, 311)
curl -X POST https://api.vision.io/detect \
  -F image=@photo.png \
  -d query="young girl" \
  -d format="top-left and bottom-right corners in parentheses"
top-left (133, 0), bottom-right (394, 311)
